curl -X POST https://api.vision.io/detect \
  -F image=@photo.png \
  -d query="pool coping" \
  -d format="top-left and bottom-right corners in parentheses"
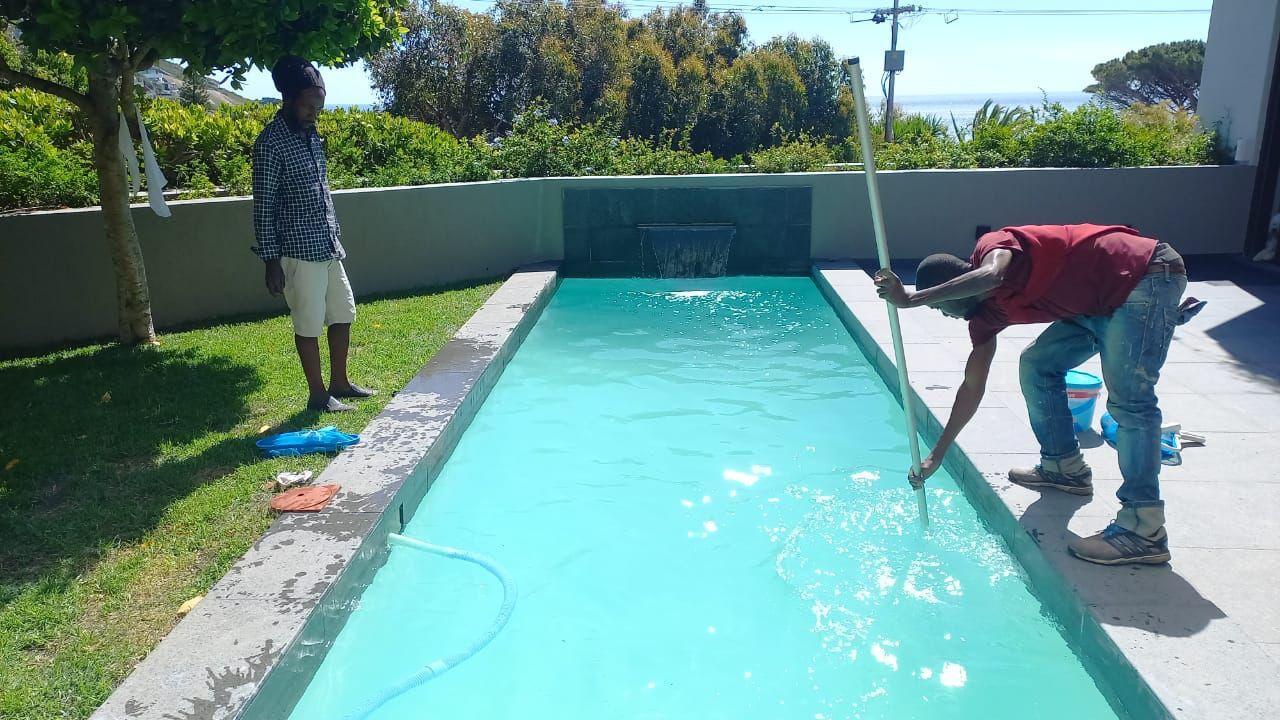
top-left (813, 261), bottom-right (1171, 720)
top-left (89, 263), bottom-right (561, 720)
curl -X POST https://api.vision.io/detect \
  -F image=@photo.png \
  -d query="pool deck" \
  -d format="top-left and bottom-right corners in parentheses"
top-left (815, 258), bottom-right (1280, 720)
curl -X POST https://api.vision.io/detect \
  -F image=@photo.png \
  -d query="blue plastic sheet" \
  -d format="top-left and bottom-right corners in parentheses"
top-left (256, 426), bottom-right (360, 458)
top-left (1099, 412), bottom-right (1181, 466)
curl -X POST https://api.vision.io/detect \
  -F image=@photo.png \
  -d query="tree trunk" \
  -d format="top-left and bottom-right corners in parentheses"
top-left (86, 67), bottom-right (157, 345)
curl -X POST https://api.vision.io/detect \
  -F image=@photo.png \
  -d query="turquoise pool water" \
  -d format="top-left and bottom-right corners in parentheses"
top-left (289, 277), bottom-right (1119, 720)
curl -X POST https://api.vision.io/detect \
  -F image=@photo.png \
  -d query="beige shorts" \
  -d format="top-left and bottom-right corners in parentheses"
top-left (282, 257), bottom-right (356, 337)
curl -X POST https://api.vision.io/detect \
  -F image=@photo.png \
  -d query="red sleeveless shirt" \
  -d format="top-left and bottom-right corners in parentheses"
top-left (968, 224), bottom-right (1157, 345)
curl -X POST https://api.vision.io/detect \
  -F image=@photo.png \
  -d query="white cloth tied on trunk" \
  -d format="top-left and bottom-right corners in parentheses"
top-left (117, 109), bottom-right (171, 218)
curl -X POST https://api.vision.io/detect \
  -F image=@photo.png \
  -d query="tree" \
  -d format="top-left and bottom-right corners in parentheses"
top-left (754, 51), bottom-right (808, 141)
top-left (764, 35), bottom-right (847, 139)
top-left (707, 12), bottom-right (747, 66)
top-left (671, 56), bottom-right (710, 131)
top-left (0, 2), bottom-right (405, 344)
top-left (951, 99), bottom-right (1032, 142)
top-left (491, 0), bottom-right (575, 129)
top-left (624, 36), bottom-right (676, 138)
top-left (566, 0), bottom-right (627, 122)
top-left (369, 1), bottom-right (500, 136)
top-left (1085, 39), bottom-right (1204, 111)
top-left (643, 5), bottom-right (707, 66)
top-left (179, 73), bottom-right (211, 109)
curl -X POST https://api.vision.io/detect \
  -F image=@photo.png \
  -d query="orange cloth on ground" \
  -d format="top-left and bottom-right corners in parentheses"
top-left (270, 484), bottom-right (339, 512)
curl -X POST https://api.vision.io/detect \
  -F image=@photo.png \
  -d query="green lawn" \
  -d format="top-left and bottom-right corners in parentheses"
top-left (0, 280), bottom-right (499, 719)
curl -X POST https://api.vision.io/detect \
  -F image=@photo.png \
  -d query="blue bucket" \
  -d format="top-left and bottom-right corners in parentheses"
top-left (1066, 369), bottom-right (1103, 432)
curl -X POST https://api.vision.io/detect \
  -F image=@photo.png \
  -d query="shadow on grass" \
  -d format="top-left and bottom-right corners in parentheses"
top-left (0, 276), bottom-right (503, 592)
top-left (0, 345), bottom-right (298, 591)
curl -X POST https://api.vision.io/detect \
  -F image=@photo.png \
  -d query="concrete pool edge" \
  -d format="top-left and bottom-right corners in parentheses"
top-left (812, 261), bottom-right (1171, 720)
top-left (89, 263), bottom-right (561, 720)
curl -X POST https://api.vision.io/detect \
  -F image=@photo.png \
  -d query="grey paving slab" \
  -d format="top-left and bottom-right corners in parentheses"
top-left (1158, 481), bottom-right (1280, 550)
top-left (91, 598), bottom-right (312, 720)
top-left (1100, 627), bottom-right (1280, 720)
top-left (207, 512), bottom-right (379, 605)
top-left (1156, 431), bottom-right (1280, 483)
top-left (1260, 642), bottom-right (1280, 666)
top-left (90, 264), bottom-right (560, 720)
top-left (1156, 548), bottom-right (1280, 644)
top-left (1162, 360), bottom-right (1280, 395)
top-left (951, 406), bottom-right (1042, 453)
top-left (815, 262), bottom-right (1280, 720)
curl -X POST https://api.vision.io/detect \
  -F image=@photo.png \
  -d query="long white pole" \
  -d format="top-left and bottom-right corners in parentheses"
top-left (845, 56), bottom-right (930, 528)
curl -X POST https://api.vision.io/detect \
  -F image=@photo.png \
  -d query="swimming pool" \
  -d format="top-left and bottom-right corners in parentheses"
top-left (286, 277), bottom-right (1120, 719)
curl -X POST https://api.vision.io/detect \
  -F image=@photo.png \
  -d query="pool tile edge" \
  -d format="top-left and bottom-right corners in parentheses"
top-left (812, 261), bottom-right (1173, 720)
top-left (88, 263), bottom-right (561, 720)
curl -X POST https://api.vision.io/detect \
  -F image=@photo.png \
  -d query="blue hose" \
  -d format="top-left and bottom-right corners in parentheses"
top-left (341, 533), bottom-right (518, 720)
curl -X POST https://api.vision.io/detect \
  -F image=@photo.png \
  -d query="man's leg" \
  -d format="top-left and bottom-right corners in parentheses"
top-left (295, 334), bottom-right (329, 406)
top-left (324, 261), bottom-right (375, 399)
top-left (328, 322), bottom-right (352, 390)
top-left (1010, 320), bottom-right (1100, 493)
top-left (284, 258), bottom-right (353, 412)
top-left (1069, 273), bottom-right (1186, 565)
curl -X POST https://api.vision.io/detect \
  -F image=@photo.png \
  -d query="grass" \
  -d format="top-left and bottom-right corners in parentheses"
top-left (0, 280), bottom-right (500, 719)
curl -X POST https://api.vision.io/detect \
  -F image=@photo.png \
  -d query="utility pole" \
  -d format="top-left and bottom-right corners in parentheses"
top-left (884, 0), bottom-right (901, 142)
top-left (858, 3), bottom-right (920, 143)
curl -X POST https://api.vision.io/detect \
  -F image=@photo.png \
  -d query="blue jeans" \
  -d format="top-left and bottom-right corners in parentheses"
top-left (1018, 272), bottom-right (1188, 510)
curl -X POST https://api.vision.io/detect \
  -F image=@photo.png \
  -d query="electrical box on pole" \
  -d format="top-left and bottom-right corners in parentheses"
top-left (855, 3), bottom-right (920, 143)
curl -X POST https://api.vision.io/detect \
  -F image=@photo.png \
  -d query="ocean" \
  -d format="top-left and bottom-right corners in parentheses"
top-left (892, 91), bottom-right (1093, 120)
top-left (332, 91), bottom-right (1095, 124)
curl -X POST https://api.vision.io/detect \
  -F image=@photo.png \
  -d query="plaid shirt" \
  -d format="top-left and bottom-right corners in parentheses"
top-left (251, 114), bottom-right (345, 262)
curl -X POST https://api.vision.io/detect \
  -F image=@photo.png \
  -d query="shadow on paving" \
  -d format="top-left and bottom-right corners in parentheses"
top-left (1184, 256), bottom-right (1280, 390)
top-left (1020, 491), bottom-right (1226, 639)
top-left (0, 345), bottom-right (334, 591)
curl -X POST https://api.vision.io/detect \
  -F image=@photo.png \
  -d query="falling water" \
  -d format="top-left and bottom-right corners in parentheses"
top-left (639, 224), bottom-right (736, 278)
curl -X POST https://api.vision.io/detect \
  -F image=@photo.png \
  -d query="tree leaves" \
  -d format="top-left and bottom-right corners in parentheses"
top-left (1085, 39), bottom-right (1204, 111)
top-left (371, 0), bottom-right (848, 157)
top-left (3, 0), bottom-right (407, 79)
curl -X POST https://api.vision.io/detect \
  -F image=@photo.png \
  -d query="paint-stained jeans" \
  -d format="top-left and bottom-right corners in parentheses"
top-left (1019, 271), bottom-right (1188, 509)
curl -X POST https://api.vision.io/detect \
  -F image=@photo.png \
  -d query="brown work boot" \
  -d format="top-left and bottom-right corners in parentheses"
top-left (1068, 505), bottom-right (1170, 566)
top-left (1009, 453), bottom-right (1093, 496)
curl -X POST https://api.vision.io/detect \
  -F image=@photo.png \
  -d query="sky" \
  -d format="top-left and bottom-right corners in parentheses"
top-left (226, 0), bottom-right (1214, 106)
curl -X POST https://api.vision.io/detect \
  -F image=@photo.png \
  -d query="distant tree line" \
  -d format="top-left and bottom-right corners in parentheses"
top-left (367, 0), bottom-right (857, 157)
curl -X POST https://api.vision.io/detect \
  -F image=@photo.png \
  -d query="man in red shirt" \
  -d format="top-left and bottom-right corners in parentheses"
top-left (875, 224), bottom-right (1190, 566)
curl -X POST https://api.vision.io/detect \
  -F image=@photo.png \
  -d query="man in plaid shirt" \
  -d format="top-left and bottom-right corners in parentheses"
top-left (252, 56), bottom-right (375, 412)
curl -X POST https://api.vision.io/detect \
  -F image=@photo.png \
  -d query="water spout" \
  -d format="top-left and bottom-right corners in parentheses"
top-left (639, 224), bottom-right (736, 278)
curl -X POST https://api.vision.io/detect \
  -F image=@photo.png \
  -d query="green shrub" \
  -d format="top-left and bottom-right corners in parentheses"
top-left (892, 113), bottom-right (950, 143)
top-left (317, 107), bottom-right (463, 188)
top-left (0, 89), bottom-right (1229, 212)
top-left (449, 137), bottom-right (499, 182)
top-left (1121, 102), bottom-right (1217, 166)
top-left (613, 138), bottom-right (731, 175)
top-left (0, 89), bottom-right (96, 209)
top-left (1024, 103), bottom-right (1142, 168)
top-left (491, 108), bottom-right (621, 178)
top-left (143, 99), bottom-right (274, 192)
top-left (967, 122), bottom-right (1025, 167)
top-left (748, 135), bottom-right (833, 173)
top-left (878, 137), bottom-right (977, 170)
